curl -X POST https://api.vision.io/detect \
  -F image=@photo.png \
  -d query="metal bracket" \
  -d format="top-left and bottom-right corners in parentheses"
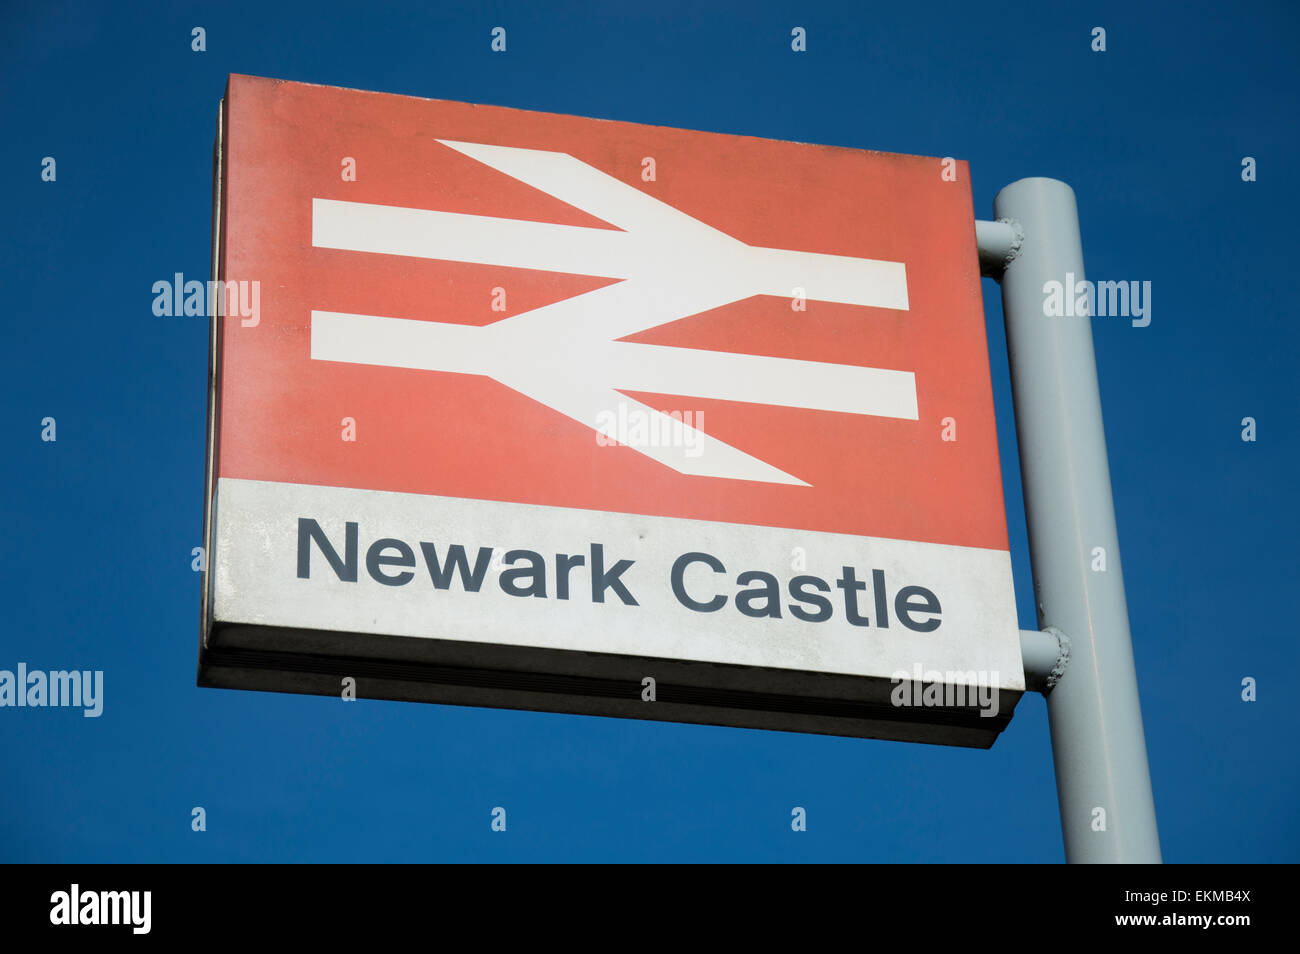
top-left (975, 217), bottom-right (1024, 279)
top-left (1020, 626), bottom-right (1071, 693)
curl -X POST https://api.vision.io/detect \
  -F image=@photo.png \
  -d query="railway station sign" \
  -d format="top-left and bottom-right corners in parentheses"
top-left (198, 74), bottom-right (1024, 746)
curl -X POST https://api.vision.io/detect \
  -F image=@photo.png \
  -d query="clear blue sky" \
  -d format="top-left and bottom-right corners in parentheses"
top-left (1, 0), bottom-right (1296, 862)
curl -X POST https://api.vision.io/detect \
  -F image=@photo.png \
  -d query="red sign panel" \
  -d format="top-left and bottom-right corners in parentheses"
top-left (217, 74), bottom-right (1006, 551)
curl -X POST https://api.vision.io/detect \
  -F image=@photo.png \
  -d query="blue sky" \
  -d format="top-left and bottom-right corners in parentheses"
top-left (1, 0), bottom-right (1296, 862)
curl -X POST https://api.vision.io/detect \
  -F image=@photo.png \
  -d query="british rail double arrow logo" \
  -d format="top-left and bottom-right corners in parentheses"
top-left (310, 140), bottom-right (917, 485)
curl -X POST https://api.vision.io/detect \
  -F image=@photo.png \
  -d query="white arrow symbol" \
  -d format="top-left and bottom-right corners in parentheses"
top-left (310, 139), bottom-right (916, 486)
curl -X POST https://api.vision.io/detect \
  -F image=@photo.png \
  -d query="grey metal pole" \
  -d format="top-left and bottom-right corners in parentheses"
top-left (989, 178), bottom-right (1161, 863)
